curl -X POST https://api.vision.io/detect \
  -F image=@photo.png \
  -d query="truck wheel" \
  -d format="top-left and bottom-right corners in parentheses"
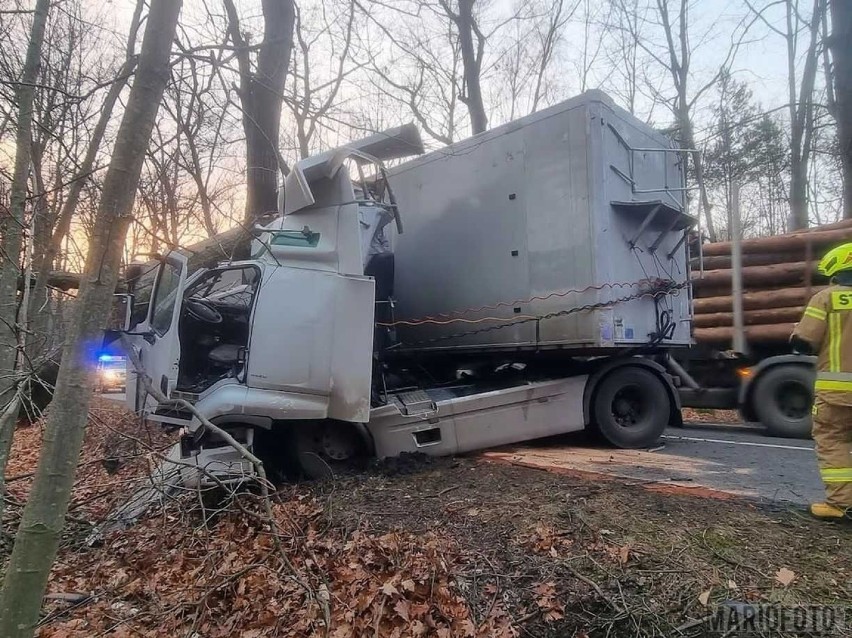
top-left (592, 367), bottom-right (670, 448)
top-left (750, 365), bottom-right (813, 439)
top-left (292, 421), bottom-right (366, 479)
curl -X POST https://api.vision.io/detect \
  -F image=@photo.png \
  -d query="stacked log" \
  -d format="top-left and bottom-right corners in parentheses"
top-left (691, 220), bottom-right (852, 345)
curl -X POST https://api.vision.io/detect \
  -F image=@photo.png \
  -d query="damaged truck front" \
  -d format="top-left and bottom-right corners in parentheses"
top-left (117, 91), bottom-right (695, 483)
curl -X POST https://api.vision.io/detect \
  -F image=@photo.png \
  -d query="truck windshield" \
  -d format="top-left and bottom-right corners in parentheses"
top-left (185, 267), bottom-right (258, 309)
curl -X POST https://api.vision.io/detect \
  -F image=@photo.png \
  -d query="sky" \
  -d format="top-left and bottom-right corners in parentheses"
top-left (95, 0), bottom-right (809, 132)
top-left (3, 0), bottom-right (834, 268)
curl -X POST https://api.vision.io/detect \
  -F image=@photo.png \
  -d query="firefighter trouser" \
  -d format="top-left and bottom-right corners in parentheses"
top-left (812, 398), bottom-right (852, 509)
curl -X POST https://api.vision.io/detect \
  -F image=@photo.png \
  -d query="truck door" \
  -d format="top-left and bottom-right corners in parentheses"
top-left (124, 253), bottom-right (188, 418)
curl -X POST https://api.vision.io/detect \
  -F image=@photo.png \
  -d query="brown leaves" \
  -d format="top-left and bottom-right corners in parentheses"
top-left (6, 398), bottom-right (176, 524)
top-left (533, 581), bottom-right (565, 622)
top-left (37, 479), bottom-right (494, 638)
top-left (393, 599), bottom-right (410, 622)
top-left (775, 567), bottom-right (796, 587)
top-left (522, 523), bottom-right (574, 557)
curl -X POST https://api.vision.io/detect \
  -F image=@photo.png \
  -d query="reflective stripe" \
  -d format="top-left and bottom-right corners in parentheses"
top-left (814, 379), bottom-right (852, 391)
top-left (804, 306), bottom-right (827, 321)
top-left (821, 468), bottom-right (852, 483)
top-left (829, 313), bottom-right (842, 371)
top-left (815, 372), bottom-right (852, 392)
top-left (816, 371), bottom-right (852, 381)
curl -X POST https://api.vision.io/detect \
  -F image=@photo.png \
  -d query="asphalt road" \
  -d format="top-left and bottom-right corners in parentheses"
top-left (483, 422), bottom-right (823, 507)
top-left (659, 423), bottom-right (820, 504)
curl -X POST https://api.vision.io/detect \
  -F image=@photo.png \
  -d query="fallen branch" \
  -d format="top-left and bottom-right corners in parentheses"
top-left (119, 336), bottom-right (315, 600)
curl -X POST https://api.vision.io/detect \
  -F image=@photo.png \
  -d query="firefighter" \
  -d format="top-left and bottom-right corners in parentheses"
top-left (791, 243), bottom-right (852, 520)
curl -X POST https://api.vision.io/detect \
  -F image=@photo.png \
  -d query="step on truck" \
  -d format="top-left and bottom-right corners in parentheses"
top-left (116, 90), bottom-right (697, 481)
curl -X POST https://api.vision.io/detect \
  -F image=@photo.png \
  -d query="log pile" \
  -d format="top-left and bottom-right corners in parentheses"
top-left (691, 220), bottom-right (852, 344)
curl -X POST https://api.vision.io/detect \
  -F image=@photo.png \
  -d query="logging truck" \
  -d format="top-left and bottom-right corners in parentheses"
top-left (110, 90), bottom-right (833, 487)
top-left (672, 222), bottom-right (852, 439)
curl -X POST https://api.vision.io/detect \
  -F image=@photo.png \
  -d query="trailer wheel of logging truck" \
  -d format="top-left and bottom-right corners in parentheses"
top-left (586, 361), bottom-right (680, 448)
top-left (739, 356), bottom-right (815, 439)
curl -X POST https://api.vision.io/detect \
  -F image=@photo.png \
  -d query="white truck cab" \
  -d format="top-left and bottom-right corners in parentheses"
top-left (122, 127), bottom-right (420, 477)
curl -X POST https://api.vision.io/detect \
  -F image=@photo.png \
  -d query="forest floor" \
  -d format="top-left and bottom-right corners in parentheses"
top-left (2, 399), bottom-right (851, 638)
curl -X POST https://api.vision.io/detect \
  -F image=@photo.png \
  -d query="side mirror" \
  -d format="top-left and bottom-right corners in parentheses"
top-left (109, 293), bottom-right (134, 332)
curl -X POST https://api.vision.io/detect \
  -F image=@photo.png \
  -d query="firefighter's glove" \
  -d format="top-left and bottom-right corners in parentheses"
top-left (790, 335), bottom-right (814, 356)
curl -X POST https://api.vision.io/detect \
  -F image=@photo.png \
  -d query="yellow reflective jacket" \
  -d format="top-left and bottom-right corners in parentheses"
top-left (793, 285), bottom-right (852, 406)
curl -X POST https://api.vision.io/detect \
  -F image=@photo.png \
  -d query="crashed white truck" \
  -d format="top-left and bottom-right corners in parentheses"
top-left (116, 90), bottom-right (696, 480)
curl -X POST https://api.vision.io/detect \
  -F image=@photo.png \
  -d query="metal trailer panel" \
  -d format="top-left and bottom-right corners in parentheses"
top-left (388, 90), bottom-right (693, 354)
top-left (367, 377), bottom-right (587, 458)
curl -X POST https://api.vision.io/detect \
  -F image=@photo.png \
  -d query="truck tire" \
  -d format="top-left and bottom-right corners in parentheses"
top-left (292, 421), bottom-right (367, 479)
top-left (750, 365), bottom-right (813, 439)
top-left (592, 367), bottom-right (670, 448)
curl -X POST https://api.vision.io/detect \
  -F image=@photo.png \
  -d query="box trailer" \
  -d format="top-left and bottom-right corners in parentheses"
top-left (388, 90), bottom-right (693, 354)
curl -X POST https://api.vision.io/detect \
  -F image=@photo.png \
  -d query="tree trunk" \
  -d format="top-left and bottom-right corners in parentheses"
top-left (700, 226), bottom-right (852, 256)
top-left (789, 152), bottom-right (809, 230)
top-left (680, 108), bottom-right (716, 241)
top-left (691, 252), bottom-right (806, 270)
top-left (693, 286), bottom-right (826, 314)
top-left (691, 261), bottom-right (823, 292)
top-left (0, 0), bottom-right (182, 634)
top-left (692, 306), bottom-right (805, 328)
top-left (0, 0), bottom-right (51, 539)
top-left (786, 0), bottom-right (824, 230)
top-left (694, 323), bottom-right (798, 343)
top-left (224, 0), bottom-right (295, 224)
top-left (455, 0), bottom-right (487, 134)
top-left (831, 0), bottom-right (852, 219)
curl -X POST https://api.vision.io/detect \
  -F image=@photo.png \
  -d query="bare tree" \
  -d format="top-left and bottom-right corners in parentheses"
top-left (0, 0), bottom-right (51, 528)
top-left (745, 0), bottom-right (826, 229)
top-left (362, 0), bottom-right (495, 141)
top-left (0, 0), bottom-right (182, 633)
top-left (26, 0), bottom-right (145, 359)
top-left (286, 0), bottom-right (358, 159)
top-left (492, 0), bottom-right (575, 121)
top-left (223, 0), bottom-right (296, 223)
top-left (531, 0), bottom-right (573, 112)
top-left (165, 49), bottom-right (236, 237)
top-left (574, 0), bottom-right (606, 93)
top-left (364, 0), bottom-right (463, 144)
top-left (829, 0), bottom-right (851, 218)
top-left (605, 0), bottom-right (644, 115)
top-left (439, 0), bottom-right (488, 134)
top-left (654, 0), bottom-right (721, 240)
top-left (785, 0), bottom-right (825, 229)
top-left (139, 126), bottom-right (185, 252)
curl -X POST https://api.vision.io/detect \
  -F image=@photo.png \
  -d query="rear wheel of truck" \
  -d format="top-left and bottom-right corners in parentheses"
top-left (750, 365), bottom-right (812, 439)
top-left (592, 367), bottom-right (670, 448)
